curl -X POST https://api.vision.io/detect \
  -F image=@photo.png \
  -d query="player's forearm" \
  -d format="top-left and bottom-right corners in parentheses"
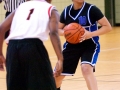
top-left (91, 25), bottom-right (112, 37)
top-left (49, 32), bottom-right (63, 61)
top-left (58, 29), bottom-right (64, 36)
top-left (0, 28), bottom-right (5, 55)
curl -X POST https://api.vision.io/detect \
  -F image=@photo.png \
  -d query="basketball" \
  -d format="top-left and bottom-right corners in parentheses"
top-left (63, 23), bottom-right (85, 44)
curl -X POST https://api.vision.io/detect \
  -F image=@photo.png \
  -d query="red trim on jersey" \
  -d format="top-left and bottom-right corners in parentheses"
top-left (48, 6), bottom-right (52, 18)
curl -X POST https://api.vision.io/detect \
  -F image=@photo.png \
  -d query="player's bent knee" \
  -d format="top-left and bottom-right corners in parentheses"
top-left (81, 64), bottom-right (93, 75)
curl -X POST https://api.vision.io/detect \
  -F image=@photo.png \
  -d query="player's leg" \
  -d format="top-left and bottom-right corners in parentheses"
top-left (81, 41), bottom-right (100, 90)
top-left (55, 42), bottom-right (81, 90)
top-left (6, 41), bottom-right (24, 90)
top-left (81, 64), bottom-right (98, 90)
top-left (55, 75), bottom-right (65, 89)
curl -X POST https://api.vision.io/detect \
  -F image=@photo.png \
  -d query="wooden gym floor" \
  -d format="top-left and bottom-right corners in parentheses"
top-left (0, 27), bottom-right (120, 90)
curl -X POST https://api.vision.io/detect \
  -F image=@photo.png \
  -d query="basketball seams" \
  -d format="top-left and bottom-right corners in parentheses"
top-left (75, 30), bottom-right (82, 43)
top-left (64, 23), bottom-right (85, 44)
top-left (66, 26), bottom-right (83, 42)
top-left (67, 28), bottom-right (81, 40)
top-left (64, 25), bottom-right (81, 39)
top-left (75, 28), bottom-right (85, 43)
top-left (64, 23), bottom-right (81, 31)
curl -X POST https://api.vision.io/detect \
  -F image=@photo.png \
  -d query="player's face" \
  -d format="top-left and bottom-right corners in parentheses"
top-left (72, 0), bottom-right (84, 3)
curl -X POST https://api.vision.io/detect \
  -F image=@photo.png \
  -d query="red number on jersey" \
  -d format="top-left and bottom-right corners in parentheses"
top-left (27, 8), bottom-right (34, 20)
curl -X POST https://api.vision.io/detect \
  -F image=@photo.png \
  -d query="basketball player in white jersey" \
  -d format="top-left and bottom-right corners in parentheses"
top-left (0, 0), bottom-right (63, 90)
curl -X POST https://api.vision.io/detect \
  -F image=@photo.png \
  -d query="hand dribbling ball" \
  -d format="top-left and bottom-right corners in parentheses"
top-left (63, 23), bottom-right (85, 44)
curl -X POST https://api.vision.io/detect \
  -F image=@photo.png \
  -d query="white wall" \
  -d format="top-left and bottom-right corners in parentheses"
top-left (0, 2), bottom-right (6, 22)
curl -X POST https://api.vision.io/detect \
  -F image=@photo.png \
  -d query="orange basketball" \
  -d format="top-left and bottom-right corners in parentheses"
top-left (63, 23), bottom-right (85, 44)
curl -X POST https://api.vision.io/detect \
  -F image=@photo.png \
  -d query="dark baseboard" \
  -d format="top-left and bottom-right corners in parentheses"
top-left (115, 23), bottom-right (120, 26)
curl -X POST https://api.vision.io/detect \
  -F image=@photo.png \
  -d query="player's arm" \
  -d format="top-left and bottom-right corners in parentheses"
top-left (58, 8), bottom-right (66, 36)
top-left (91, 16), bottom-right (112, 37)
top-left (58, 22), bottom-right (65, 36)
top-left (49, 9), bottom-right (63, 77)
top-left (82, 6), bottom-right (112, 40)
top-left (90, 6), bottom-right (112, 37)
top-left (0, 11), bottom-right (15, 70)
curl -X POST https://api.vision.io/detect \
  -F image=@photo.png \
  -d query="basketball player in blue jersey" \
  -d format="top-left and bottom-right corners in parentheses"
top-left (54, 0), bottom-right (112, 90)
top-left (0, 0), bottom-right (63, 90)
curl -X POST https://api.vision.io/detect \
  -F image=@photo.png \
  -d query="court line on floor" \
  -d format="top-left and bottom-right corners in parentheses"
top-left (50, 47), bottom-right (120, 63)
top-left (101, 47), bottom-right (120, 52)
top-left (50, 47), bottom-right (120, 59)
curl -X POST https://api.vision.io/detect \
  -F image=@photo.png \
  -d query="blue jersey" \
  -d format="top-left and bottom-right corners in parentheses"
top-left (60, 2), bottom-right (104, 52)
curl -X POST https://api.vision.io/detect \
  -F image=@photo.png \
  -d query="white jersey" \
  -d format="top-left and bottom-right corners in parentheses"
top-left (6, 0), bottom-right (56, 43)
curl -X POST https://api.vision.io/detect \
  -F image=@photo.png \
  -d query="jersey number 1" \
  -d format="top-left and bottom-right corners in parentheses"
top-left (27, 9), bottom-right (34, 20)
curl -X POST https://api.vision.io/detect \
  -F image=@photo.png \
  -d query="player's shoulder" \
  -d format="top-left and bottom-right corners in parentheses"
top-left (67, 4), bottom-right (72, 8)
top-left (62, 4), bottom-right (72, 12)
top-left (85, 2), bottom-right (99, 8)
top-left (40, 1), bottom-right (55, 7)
top-left (84, 2), bottom-right (95, 7)
top-left (85, 2), bottom-right (100, 10)
top-left (20, 1), bottom-right (54, 9)
top-left (65, 4), bottom-right (72, 9)
top-left (21, 1), bottom-right (53, 6)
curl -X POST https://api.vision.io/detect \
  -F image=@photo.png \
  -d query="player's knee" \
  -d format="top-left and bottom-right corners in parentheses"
top-left (81, 64), bottom-right (93, 76)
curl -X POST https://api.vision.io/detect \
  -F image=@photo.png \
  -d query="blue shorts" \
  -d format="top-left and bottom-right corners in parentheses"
top-left (61, 38), bottom-right (100, 76)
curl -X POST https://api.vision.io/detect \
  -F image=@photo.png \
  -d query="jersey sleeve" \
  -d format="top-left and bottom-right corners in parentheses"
top-left (48, 6), bottom-right (57, 17)
top-left (60, 8), bottom-right (66, 24)
top-left (89, 5), bottom-right (104, 24)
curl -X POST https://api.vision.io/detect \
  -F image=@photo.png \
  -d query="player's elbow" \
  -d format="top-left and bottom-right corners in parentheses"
top-left (49, 30), bottom-right (58, 36)
top-left (102, 23), bottom-right (112, 33)
top-left (0, 26), bottom-right (4, 33)
top-left (106, 24), bottom-right (112, 32)
top-left (0, 26), bottom-right (7, 34)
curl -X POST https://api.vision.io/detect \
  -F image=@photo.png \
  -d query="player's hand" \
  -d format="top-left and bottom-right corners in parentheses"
top-left (54, 60), bottom-right (63, 77)
top-left (80, 29), bottom-right (92, 42)
top-left (0, 55), bottom-right (5, 71)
